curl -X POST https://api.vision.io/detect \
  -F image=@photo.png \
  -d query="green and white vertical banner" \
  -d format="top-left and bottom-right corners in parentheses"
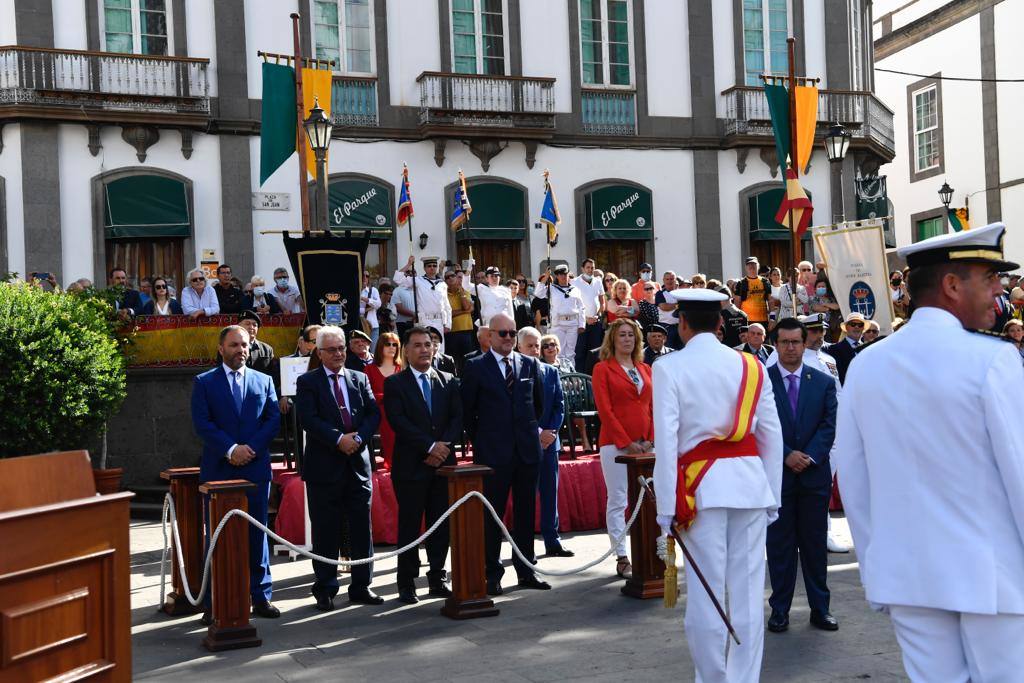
top-left (813, 218), bottom-right (896, 335)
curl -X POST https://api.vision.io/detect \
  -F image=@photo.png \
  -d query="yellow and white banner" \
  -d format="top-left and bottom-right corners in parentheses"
top-left (813, 219), bottom-right (895, 335)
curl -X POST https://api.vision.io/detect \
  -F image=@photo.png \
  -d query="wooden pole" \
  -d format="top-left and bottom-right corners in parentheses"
top-left (615, 453), bottom-right (664, 599)
top-left (439, 464), bottom-right (499, 620)
top-left (404, 166), bottom-right (420, 324)
top-left (160, 467), bottom-right (203, 616)
top-left (787, 37), bottom-right (800, 275)
top-left (199, 480), bottom-right (261, 651)
top-left (291, 13), bottom-right (311, 236)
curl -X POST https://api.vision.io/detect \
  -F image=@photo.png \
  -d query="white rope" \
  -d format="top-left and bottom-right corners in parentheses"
top-left (159, 479), bottom-right (651, 607)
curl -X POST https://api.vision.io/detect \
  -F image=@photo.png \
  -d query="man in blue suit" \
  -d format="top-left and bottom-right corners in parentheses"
top-left (191, 325), bottom-right (281, 622)
top-left (516, 326), bottom-right (573, 557)
top-left (462, 313), bottom-right (551, 594)
top-left (766, 317), bottom-right (839, 633)
top-left (295, 325), bottom-right (382, 610)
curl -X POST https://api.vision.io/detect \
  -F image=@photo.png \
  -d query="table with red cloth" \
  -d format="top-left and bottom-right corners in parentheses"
top-left (273, 456), bottom-right (610, 545)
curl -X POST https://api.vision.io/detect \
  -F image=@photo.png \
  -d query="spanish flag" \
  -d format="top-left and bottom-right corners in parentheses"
top-left (948, 207), bottom-right (970, 232)
top-left (775, 168), bottom-right (814, 236)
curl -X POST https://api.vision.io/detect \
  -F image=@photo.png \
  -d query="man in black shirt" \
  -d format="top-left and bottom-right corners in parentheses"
top-left (719, 285), bottom-right (749, 347)
top-left (213, 263), bottom-right (245, 314)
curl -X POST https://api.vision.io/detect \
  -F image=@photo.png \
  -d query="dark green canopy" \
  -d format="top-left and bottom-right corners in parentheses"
top-left (104, 175), bottom-right (190, 239)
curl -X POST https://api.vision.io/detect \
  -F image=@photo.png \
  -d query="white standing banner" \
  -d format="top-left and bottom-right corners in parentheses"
top-left (813, 219), bottom-right (895, 335)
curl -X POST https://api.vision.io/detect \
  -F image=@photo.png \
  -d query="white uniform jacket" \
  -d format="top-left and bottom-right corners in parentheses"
top-left (834, 307), bottom-right (1024, 614)
top-left (475, 283), bottom-right (514, 327)
top-left (534, 282), bottom-right (586, 329)
top-left (391, 270), bottom-right (452, 329)
top-left (653, 333), bottom-right (784, 521)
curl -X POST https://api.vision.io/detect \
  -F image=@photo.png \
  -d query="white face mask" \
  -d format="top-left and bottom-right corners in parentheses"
top-left (581, 273), bottom-right (593, 282)
top-left (640, 272), bottom-right (652, 281)
top-left (253, 286), bottom-right (265, 297)
top-left (275, 277), bottom-right (288, 288)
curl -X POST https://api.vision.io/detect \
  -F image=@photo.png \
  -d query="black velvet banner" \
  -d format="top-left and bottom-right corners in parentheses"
top-left (283, 232), bottom-right (370, 334)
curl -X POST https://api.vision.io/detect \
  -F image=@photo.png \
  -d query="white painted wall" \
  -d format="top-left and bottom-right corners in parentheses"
top-left (186, 0), bottom-right (218, 96)
top-left (244, 0), bottom-right (298, 101)
top-left (0, 0), bottom-right (16, 45)
top-left (520, 0), bottom-right (572, 113)
top-left (52, 0), bottom-right (88, 50)
top-left (873, 0), bottom-right (949, 33)
top-left (712, 0), bottom-right (735, 118)
top-left (644, 0), bottom-right (690, 118)
top-left (994, 1), bottom-right (1024, 184)
top-left (1, 125), bottom-right (25, 277)
top-left (803, 0), bottom-right (827, 88)
top-left (387, 0), bottom-right (440, 108)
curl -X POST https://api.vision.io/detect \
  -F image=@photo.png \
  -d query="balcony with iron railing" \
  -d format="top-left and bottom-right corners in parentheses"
top-left (722, 85), bottom-right (895, 160)
top-left (0, 45), bottom-right (210, 125)
top-left (331, 75), bottom-right (378, 128)
top-left (581, 89), bottom-right (637, 136)
top-left (416, 71), bottom-right (556, 138)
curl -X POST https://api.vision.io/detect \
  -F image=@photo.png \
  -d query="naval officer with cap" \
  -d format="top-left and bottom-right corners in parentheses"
top-left (654, 287), bottom-right (783, 683)
top-left (835, 222), bottom-right (1024, 682)
top-left (393, 255), bottom-right (453, 346)
top-left (534, 264), bottom-right (586, 365)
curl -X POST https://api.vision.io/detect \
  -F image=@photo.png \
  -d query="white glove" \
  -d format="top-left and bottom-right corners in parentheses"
top-left (656, 534), bottom-right (668, 562)
top-left (656, 514), bottom-right (674, 561)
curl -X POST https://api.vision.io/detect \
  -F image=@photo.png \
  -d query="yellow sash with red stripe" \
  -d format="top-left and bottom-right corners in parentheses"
top-left (675, 352), bottom-right (764, 530)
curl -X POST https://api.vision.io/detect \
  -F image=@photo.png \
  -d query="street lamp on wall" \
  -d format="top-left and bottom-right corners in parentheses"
top-left (303, 97), bottom-right (334, 231)
top-left (824, 122), bottom-right (851, 224)
top-left (418, 232), bottom-right (429, 250)
top-left (939, 181), bottom-right (953, 230)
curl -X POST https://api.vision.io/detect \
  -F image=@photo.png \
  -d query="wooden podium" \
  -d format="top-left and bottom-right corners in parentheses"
top-left (439, 465), bottom-right (499, 620)
top-left (160, 467), bottom-right (203, 615)
top-left (614, 453), bottom-right (664, 599)
top-left (0, 450), bottom-right (133, 682)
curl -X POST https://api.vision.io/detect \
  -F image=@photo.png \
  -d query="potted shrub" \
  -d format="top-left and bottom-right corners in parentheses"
top-left (0, 279), bottom-right (128, 492)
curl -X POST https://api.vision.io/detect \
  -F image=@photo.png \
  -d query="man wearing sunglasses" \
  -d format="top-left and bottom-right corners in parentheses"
top-left (823, 312), bottom-right (866, 384)
top-left (181, 268), bottom-right (220, 318)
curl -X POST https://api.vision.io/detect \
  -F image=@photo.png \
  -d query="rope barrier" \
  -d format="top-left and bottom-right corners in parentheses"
top-left (159, 479), bottom-right (651, 607)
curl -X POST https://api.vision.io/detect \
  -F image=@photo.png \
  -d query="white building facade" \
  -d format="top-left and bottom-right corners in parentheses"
top-left (873, 0), bottom-right (1023, 264)
top-left (1, 0), bottom-right (892, 291)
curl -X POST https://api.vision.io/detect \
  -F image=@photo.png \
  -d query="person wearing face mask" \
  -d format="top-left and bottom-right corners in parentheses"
top-left (245, 276), bottom-right (282, 315)
top-left (272, 267), bottom-right (304, 313)
top-left (631, 262), bottom-right (660, 302)
top-left (810, 274), bottom-right (842, 341)
top-left (572, 258), bottom-right (607, 372)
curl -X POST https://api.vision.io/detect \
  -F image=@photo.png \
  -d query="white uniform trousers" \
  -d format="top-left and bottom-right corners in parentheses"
top-left (888, 605), bottom-right (1024, 683)
top-left (598, 445), bottom-right (629, 557)
top-left (552, 326), bottom-right (579, 365)
top-left (683, 507), bottom-right (768, 683)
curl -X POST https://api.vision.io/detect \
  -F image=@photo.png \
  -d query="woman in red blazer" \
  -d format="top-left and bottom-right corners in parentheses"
top-left (591, 317), bottom-right (653, 580)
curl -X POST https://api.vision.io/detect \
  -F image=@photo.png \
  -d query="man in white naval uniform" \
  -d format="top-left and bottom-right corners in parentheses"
top-left (393, 256), bottom-right (452, 347)
top-left (475, 265), bottom-right (514, 328)
top-left (653, 288), bottom-right (783, 683)
top-left (571, 258), bottom-right (606, 372)
top-left (533, 264), bottom-right (586, 365)
top-left (835, 222), bottom-right (1024, 683)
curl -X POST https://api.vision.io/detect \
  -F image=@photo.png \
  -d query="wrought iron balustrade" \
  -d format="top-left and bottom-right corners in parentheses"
top-left (417, 71), bottom-right (555, 131)
top-left (581, 89), bottom-right (637, 136)
top-left (331, 76), bottom-right (378, 127)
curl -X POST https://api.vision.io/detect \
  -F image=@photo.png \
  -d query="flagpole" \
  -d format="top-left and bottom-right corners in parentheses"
top-left (787, 37), bottom-right (800, 318)
top-left (291, 13), bottom-right (311, 235)
top-left (402, 165), bottom-right (420, 325)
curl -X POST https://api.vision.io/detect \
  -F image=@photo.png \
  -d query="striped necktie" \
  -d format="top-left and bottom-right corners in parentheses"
top-left (503, 357), bottom-right (514, 393)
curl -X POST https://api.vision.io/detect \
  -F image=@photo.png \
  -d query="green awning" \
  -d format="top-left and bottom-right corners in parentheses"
top-left (104, 175), bottom-right (190, 238)
top-left (584, 184), bottom-right (653, 240)
top-left (328, 177), bottom-right (393, 238)
top-left (749, 187), bottom-right (814, 241)
top-left (454, 182), bottom-right (526, 241)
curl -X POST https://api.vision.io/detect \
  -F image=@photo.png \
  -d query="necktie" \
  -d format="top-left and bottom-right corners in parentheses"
top-left (329, 373), bottom-right (353, 430)
top-left (503, 357), bottom-right (514, 393)
top-left (786, 373), bottom-right (799, 418)
top-left (231, 371), bottom-right (243, 414)
top-left (420, 373), bottom-right (433, 415)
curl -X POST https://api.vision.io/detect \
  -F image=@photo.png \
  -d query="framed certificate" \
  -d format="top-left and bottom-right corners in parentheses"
top-left (279, 356), bottom-right (310, 397)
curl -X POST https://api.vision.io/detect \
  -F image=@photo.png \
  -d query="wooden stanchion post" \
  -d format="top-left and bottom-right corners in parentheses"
top-left (439, 464), bottom-right (499, 620)
top-left (199, 480), bottom-right (261, 651)
top-left (615, 453), bottom-right (664, 599)
top-left (160, 467), bottom-right (203, 615)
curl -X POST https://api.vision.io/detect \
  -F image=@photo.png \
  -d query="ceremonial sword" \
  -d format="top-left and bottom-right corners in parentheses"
top-left (639, 476), bottom-right (741, 646)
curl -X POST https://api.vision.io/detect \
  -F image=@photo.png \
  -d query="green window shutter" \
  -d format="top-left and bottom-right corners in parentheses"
top-left (104, 175), bottom-right (190, 238)
top-left (327, 177), bottom-right (394, 237)
top-left (455, 182), bottom-right (526, 241)
top-left (916, 217), bottom-right (945, 242)
top-left (584, 184), bottom-right (652, 240)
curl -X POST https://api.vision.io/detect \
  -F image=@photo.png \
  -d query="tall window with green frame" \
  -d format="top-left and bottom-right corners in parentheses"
top-left (580, 0), bottom-right (631, 86)
top-left (743, 0), bottom-right (788, 86)
top-left (103, 0), bottom-right (169, 55)
top-left (452, 0), bottom-right (505, 75)
top-left (313, 0), bottom-right (374, 73)
top-left (915, 216), bottom-right (945, 242)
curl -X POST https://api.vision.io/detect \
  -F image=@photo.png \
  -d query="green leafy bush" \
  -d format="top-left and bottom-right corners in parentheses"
top-left (0, 282), bottom-right (127, 457)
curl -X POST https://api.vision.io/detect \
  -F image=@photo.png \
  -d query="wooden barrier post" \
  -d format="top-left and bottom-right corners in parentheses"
top-left (198, 480), bottom-right (261, 651)
top-left (615, 453), bottom-right (664, 599)
top-left (439, 464), bottom-right (499, 620)
top-left (160, 467), bottom-right (203, 615)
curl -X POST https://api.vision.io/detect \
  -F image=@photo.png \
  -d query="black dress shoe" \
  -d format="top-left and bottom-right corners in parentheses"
top-left (517, 576), bottom-right (552, 590)
top-left (252, 602), bottom-right (281, 618)
top-left (314, 595), bottom-right (335, 612)
top-left (398, 587), bottom-right (420, 604)
top-left (349, 589), bottom-right (385, 605)
top-left (486, 581), bottom-right (503, 596)
top-left (767, 610), bottom-right (789, 633)
top-left (810, 611), bottom-right (839, 631)
top-left (200, 611), bottom-right (213, 626)
top-left (546, 546), bottom-right (576, 558)
top-left (428, 580), bottom-right (453, 597)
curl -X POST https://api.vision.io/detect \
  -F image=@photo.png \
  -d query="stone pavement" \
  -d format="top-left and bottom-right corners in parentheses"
top-left (129, 514), bottom-right (908, 682)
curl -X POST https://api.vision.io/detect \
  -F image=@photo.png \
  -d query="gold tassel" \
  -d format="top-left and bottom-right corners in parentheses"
top-left (664, 536), bottom-right (678, 608)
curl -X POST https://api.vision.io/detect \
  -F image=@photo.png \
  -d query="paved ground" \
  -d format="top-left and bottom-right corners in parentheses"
top-left (130, 514), bottom-right (908, 682)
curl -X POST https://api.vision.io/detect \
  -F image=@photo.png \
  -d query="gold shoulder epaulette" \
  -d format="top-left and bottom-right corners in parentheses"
top-left (966, 328), bottom-right (1014, 342)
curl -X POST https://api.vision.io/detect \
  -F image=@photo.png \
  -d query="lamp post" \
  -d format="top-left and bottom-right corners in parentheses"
top-left (938, 181), bottom-right (954, 231)
top-left (823, 121), bottom-right (851, 224)
top-left (303, 97), bottom-right (333, 232)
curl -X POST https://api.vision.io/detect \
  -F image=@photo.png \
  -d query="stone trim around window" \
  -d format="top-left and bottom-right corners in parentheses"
top-left (906, 73), bottom-right (944, 184)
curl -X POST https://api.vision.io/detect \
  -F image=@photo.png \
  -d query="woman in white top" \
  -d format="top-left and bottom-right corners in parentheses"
top-left (140, 276), bottom-right (183, 315)
top-left (777, 267), bottom-right (810, 318)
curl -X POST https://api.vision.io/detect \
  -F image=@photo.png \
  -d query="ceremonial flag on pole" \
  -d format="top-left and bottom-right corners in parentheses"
top-left (948, 207), bottom-right (970, 232)
top-left (540, 170), bottom-right (561, 246)
top-left (763, 83), bottom-right (818, 175)
top-left (450, 169), bottom-right (472, 231)
top-left (259, 62), bottom-right (297, 185)
top-left (397, 164), bottom-right (414, 226)
top-left (775, 168), bottom-right (814, 236)
top-left (301, 67), bottom-right (332, 179)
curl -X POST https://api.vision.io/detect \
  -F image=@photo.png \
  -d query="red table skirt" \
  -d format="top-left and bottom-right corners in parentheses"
top-left (273, 456), bottom-right (609, 545)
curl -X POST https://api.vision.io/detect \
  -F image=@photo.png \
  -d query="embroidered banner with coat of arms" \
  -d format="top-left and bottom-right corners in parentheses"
top-left (283, 232), bottom-right (370, 333)
top-left (812, 219), bottom-right (896, 334)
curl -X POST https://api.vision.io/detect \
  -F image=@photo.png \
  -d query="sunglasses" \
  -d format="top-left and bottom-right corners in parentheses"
top-left (488, 273), bottom-right (501, 278)
top-left (154, 284), bottom-right (167, 290)
top-left (191, 277), bottom-right (205, 282)
top-left (542, 342), bottom-right (557, 349)
top-left (383, 342), bottom-right (399, 347)
top-left (644, 287), bottom-right (655, 291)
top-left (800, 268), bottom-right (812, 272)
top-left (493, 329), bottom-right (515, 338)
top-left (846, 321), bottom-right (865, 328)
top-left (304, 337), bottom-right (316, 343)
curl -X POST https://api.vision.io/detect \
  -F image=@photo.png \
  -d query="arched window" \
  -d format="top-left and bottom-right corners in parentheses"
top-left (447, 177), bottom-right (528, 278)
top-left (576, 179), bottom-right (652, 279)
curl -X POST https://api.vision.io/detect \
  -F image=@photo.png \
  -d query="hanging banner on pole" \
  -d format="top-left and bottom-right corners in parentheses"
top-left (813, 219), bottom-right (895, 335)
top-left (283, 232), bottom-right (370, 332)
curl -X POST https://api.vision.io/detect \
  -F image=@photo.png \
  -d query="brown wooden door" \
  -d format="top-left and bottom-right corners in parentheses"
top-left (748, 238), bottom-right (810, 273)
top-left (585, 240), bottom-right (647, 281)
top-left (457, 240), bottom-right (522, 278)
top-left (106, 238), bottom-right (184, 292)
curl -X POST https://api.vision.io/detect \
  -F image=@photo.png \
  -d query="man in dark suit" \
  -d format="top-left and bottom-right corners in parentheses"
top-left (643, 323), bottom-right (677, 366)
top-left (736, 322), bottom-right (774, 364)
top-left (766, 317), bottom-right (839, 634)
top-left (462, 326), bottom-right (491, 364)
top-left (237, 310), bottom-right (276, 375)
top-left (295, 325), bottom-right (382, 610)
top-left (344, 329), bottom-right (375, 373)
top-left (191, 325), bottom-right (281, 623)
top-left (109, 267), bottom-right (144, 318)
top-left (384, 326), bottom-right (462, 604)
top-left (461, 312), bottom-right (551, 594)
top-left (427, 326), bottom-right (458, 375)
top-left (824, 312), bottom-right (866, 384)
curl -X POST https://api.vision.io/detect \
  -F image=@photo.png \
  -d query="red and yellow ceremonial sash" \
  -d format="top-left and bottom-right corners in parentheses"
top-left (675, 352), bottom-right (764, 530)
